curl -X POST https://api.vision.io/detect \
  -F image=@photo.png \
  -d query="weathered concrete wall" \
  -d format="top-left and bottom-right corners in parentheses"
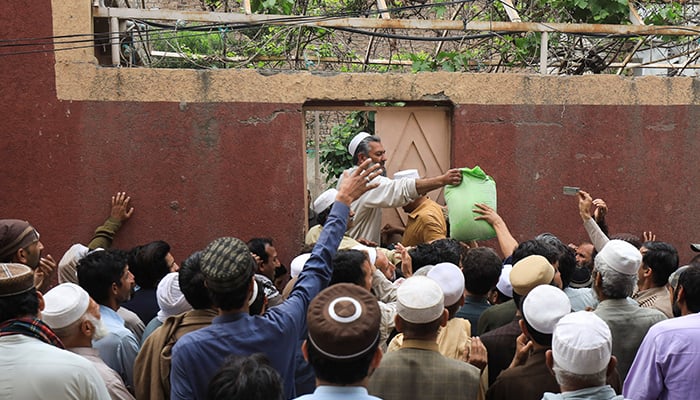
top-left (1, 0), bottom-right (699, 266)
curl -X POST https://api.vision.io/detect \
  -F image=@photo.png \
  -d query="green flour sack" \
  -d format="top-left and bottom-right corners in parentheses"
top-left (444, 166), bottom-right (497, 241)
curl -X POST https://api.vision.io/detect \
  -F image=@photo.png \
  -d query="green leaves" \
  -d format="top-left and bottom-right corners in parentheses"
top-left (318, 111), bottom-right (374, 185)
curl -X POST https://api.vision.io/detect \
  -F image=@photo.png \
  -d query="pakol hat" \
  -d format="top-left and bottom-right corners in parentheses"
top-left (0, 263), bottom-right (34, 297)
top-left (0, 220), bottom-right (40, 263)
top-left (348, 132), bottom-right (371, 157)
top-left (307, 283), bottom-right (380, 360)
top-left (42, 283), bottom-right (90, 329)
top-left (313, 189), bottom-right (338, 214)
top-left (510, 255), bottom-right (555, 296)
top-left (595, 239), bottom-right (641, 275)
top-left (552, 311), bottom-right (612, 375)
top-left (201, 237), bottom-right (256, 292)
top-left (522, 284), bottom-right (571, 334)
top-left (396, 276), bottom-right (444, 324)
top-left (427, 262), bottom-right (465, 307)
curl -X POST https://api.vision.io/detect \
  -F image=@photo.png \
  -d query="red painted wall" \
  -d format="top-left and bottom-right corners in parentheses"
top-left (454, 104), bottom-right (700, 263)
top-left (2, 1), bottom-right (698, 271)
top-left (0, 1), bottom-right (306, 267)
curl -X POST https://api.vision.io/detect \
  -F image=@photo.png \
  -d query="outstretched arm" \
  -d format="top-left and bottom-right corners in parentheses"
top-left (578, 190), bottom-right (609, 251)
top-left (415, 168), bottom-right (463, 195)
top-left (473, 203), bottom-right (518, 258)
top-left (88, 192), bottom-right (134, 250)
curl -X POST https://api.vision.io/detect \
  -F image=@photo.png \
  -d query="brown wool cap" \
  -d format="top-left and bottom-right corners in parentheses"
top-left (510, 255), bottom-right (555, 296)
top-left (0, 263), bottom-right (34, 297)
top-left (307, 283), bottom-right (381, 360)
top-left (200, 237), bottom-right (256, 292)
top-left (0, 220), bottom-right (40, 262)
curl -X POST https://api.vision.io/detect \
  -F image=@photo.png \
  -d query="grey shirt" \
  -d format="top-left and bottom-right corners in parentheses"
top-left (594, 298), bottom-right (666, 381)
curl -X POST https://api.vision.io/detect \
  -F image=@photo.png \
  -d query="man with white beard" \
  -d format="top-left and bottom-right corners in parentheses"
top-left (43, 283), bottom-right (135, 400)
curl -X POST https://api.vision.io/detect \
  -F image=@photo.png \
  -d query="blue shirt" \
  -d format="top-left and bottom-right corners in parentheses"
top-left (170, 201), bottom-right (350, 400)
top-left (295, 386), bottom-right (382, 400)
top-left (94, 305), bottom-right (140, 390)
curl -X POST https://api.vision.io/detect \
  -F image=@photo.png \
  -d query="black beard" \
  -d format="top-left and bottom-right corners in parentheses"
top-left (672, 302), bottom-right (682, 318)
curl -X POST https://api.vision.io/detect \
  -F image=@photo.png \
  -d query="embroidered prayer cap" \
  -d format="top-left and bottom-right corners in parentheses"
top-left (0, 219), bottom-right (40, 262)
top-left (522, 284), bottom-right (571, 334)
top-left (307, 283), bottom-right (380, 360)
top-left (156, 272), bottom-right (192, 323)
top-left (200, 237), bottom-right (256, 291)
top-left (313, 189), bottom-right (338, 214)
top-left (394, 169), bottom-right (420, 180)
top-left (348, 132), bottom-right (372, 157)
top-left (427, 262), bottom-right (465, 307)
top-left (352, 244), bottom-right (377, 266)
top-left (496, 265), bottom-right (513, 297)
top-left (58, 243), bottom-right (89, 284)
top-left (595, 239), bottom-right (641, 276)
top-left (552, 311), bottom-right (612, 375)
top-left (0, 263), bottom-right (34, 297)
top-left (41, 283), bottom-right (91, 329)
top-left (396, 276), bottom-right (445, 324)
top-left (510, 255), bottom-right (555, 296)
top-left (290, 253), bottom-right (311, 279)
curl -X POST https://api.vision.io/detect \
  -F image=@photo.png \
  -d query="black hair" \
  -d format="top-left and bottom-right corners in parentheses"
top-left (521, 309), bottom-right (553, 347)
top-left (247, 238), bottom-right (273, 264)
top-left (77, 249), bottom-right (128, 304)
top-left (461, 247), bottom-right (502, 296)
top-left (609, 233), bottom-right (642, 249)
top-left (430, 238), bottom-right (462, 266)
top-left (207, 353), bottom-right (283, 400)
top-left (208, 280), bottom-right (252, 312)
top-left (0, 288), bottom-right (39, 322)
top-left (128, 240), bottom-right (171, 289)
top-left (679, 265), bottom-right (700, 313)
top-left (512, 240), bottom-right (559, 265)
top-left (642, 241), bottom-right (679, 287)
top-left (306, 336), bottom-right (378, 385)
top-left (351, 135), bottom-right (380, 165)
top-left (316, 207), bottom-right (332, 226)
top-left (248, 279), bottom-right (266, 316)
top-left (548, 242), bottom-right (576, 289)
top-left (408, 243), bottom-right (441, 273)
top-left (330, 250), bottom-right (367, 287)
top-left (178, 251), bottom-right (212, 310)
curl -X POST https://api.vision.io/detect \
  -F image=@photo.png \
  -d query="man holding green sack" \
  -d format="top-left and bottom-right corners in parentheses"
top-left (339, 132), bottom-right (463, 245)
top-left (444, 166), bottom-right (498, 242)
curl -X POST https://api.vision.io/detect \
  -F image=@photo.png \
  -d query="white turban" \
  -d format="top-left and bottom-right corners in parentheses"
top-left (156, 272), bottom-right (192, 322)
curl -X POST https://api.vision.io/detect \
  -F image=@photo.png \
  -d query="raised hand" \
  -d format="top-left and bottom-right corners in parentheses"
top-left (110, 192), bottom-right (134, 221)
top-left (336, 159), bottom-right (382, 206)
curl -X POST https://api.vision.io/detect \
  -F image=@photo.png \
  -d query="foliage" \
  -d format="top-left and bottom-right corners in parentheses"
top-left (139, 0), bottom-right (697, 74)
top-left (319, 111), bottom-right (374, 185)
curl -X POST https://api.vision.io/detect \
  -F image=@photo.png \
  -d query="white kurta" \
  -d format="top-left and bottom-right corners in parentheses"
top-left (0, 335), bottom-right (110, 400)
top-left (337, 166), bottom-right (419, 244)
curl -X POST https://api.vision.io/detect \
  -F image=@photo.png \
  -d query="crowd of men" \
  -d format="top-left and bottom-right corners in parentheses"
top-left (1, 132), bottom-right (700, 400)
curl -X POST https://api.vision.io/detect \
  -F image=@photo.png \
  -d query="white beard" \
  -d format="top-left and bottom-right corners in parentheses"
top-left (85, 314), bottom-right (110, 341)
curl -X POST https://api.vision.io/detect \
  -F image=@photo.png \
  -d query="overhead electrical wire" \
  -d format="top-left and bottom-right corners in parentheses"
top-left (1, 0), bottom-right (699, 58)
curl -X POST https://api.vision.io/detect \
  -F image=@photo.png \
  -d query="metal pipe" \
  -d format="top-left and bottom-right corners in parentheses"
top-left (540, 31), bottom-right (548, 74)
top-left (110, 17), bottom-right (119, 67)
